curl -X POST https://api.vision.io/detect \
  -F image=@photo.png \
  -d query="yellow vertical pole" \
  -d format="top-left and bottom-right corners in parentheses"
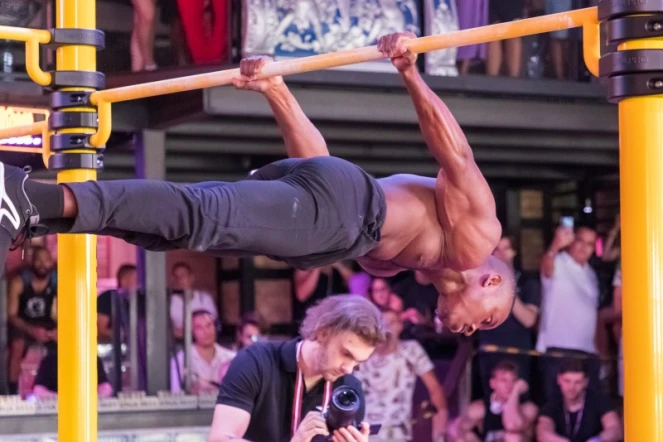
top-left (619, 38), bottom-right (663, 442)
top-left (55, 0), bottom-right (98, 441)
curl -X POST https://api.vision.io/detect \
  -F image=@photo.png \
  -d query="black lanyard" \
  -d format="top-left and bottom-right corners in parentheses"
top-left (564, 399), bottom-right (585, 440)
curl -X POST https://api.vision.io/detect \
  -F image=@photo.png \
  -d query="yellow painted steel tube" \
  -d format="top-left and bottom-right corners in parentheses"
top-left (619, 37), bottom-right (663, 442)
top-left (55, 0), bottom-right (98, 441)
top-left (0, 121), bottom-right (47, 140)
top-left (89, 7), bottom-right (599, 147)
top-left (0, 26), bottom-right (52, 85)
top-left (0, 26), bottom-right (51, 43)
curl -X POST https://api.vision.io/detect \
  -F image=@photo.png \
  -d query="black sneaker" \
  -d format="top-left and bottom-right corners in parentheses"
top-left (0, 162), bottom-right (39, 275)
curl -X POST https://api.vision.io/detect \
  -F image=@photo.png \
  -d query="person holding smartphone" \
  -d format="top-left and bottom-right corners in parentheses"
top-left (536, 219), bottom-right (601, 403)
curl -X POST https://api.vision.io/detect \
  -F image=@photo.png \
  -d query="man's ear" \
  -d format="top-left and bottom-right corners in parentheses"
top-left (483, 274), bottom-right (503, 287)
top-left (316, 328), bottom-right (330, 344)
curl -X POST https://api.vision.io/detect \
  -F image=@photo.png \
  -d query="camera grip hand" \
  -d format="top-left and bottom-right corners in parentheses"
top-left (291, 411), bottom-right (329, 442)
top-left (331, 422), bottom-right (370, 442)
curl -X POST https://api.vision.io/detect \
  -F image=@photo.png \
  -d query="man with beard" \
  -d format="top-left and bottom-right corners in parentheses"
top-left (7, 246), bottom-right (57, 394)
top-left (209, 295), bottom-right (388, 442)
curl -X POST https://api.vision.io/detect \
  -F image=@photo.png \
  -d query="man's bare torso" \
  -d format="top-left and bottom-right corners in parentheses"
top-left (357, 174), bottom-right (447, 278)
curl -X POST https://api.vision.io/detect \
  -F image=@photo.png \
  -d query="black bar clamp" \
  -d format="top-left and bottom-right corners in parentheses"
top-left (48, 29), bottom-right (105, 51)
top-left (48, 153), bottom-right (104, 171)
top-left (50, 91), bottom-right (94, 110)
top-left (49, 133), bottom-right (104, 152)
top-left (599, 0), bottom-right (663, 103)
top-left (47, 71), bottom-right (105, 90)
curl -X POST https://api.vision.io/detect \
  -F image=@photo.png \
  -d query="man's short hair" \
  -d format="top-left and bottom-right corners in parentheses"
top-left (492, 359), bottom-right (518, 377)
top-left (31, 246), bottom-right (51, 262)
top-left (116, 264), bottom-right (136, 283)
top-left (299, 294), bottom-right (388, 347)
top-left (238, 311), bottom-right (261, 334)
top-left (558, 358), bottom-right (587, 377)
top-left (172, 261), bottom-right (192, 274)
top-left (191, 309), bottom-right (214, 320)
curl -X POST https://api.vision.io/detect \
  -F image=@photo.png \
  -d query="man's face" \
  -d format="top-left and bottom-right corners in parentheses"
top-left (382, 310), bottom-right (403, 340)
top-left (120, 270), bottom-right (137, 291)
top-left (370, 278), bottom-right (391, 307)
top-left (192, 314), bottom-right (216, 347)
top-left (558, 371), bottom-right (588, 402)
top-left (436, 258), bottom-right (515, 336)
top-left (316, 331), bottom-right (375, 382)
top-left (238, 323), bottom-right (261, 349)
top-left (489, 369), bottom-right (517, 401)
top-left (493, 237), bottom-right (516, 267)
top-left (172, 266), bottom-right (194, 290)
top-left (568, 228), bottom-right (596, 265)
top-left (32, 249), bottom-right (53, 278)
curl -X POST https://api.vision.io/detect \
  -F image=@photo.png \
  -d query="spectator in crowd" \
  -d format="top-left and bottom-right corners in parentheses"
top-left (536, 359), bottom-right (622, 442)
top-left (97, 263), bottom-right (147, 391)
top-left (449, 359), bottom-right (538, 442)
top-left (612, 263), bottom-right (623, 397)
top-left (595, 215), bottom-right (621, 380)
top-left (130, 0), bottom-right (158, 71)
top-left (233, 312), bottom-right (262, 351)
top-left (537, 224), bottom-right (601, 401)
top-left (456, 0), bottom-right (489, 74)
top-left (348, 262), bottom-right (372, 297)
top-left (546, 0), bottom-right (573, 80)
top-left (293, 262), bottom-right (353, 325)
top-left (176, 0), bottom-right (229, 65)
top-left (7, 246), bottom-right (57, 395)
top-left (477, 234), bottom-right (540, 397)
top-left (355, 308), bottom-right (448, 442)
top-left (159, 0), bottom-right (190, 67)
top-left (486, 0), bottom-right (527, 77)
top-left (169, 262), bottom-right (218, 340)
top-left (219, 312), bottom-right (261, 382)
top-left (392, 270), bottom-right (438, 329)
top-left (33, 343), bottom-right (113, 399)
top-left (601, 215), bottom-right (620, 264)
top-left (368, 277), bottom-right (404, 314)
top-left (171, 310), bottom-right (235, 394)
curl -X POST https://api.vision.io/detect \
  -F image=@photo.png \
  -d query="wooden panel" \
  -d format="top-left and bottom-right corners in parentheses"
top-left (255, 279), bottom-right (292, 325)
top-left (221, 280), bottom-right (240, 324)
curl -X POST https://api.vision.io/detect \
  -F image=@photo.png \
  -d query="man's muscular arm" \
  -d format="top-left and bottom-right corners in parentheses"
top-left (208, 405), bottom-right (253, 442)
top-left (378, 33), bottom-right (500, 269)
top-left (233, 56), bottom-right (329, 158)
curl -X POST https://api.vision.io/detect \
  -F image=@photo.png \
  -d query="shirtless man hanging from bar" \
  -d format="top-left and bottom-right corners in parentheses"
top-left (0, 33), bottom-right (514, 336)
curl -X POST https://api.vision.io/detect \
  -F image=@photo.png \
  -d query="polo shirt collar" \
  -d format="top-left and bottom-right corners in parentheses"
top-left (281, 337), bottom-right (302, 373)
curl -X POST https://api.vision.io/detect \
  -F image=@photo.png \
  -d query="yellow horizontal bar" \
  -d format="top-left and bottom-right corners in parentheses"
top-left (0, 145), bottom-right (42, 154)
top-left (88, 7), bottom-right (598, 147)
top-left (91, 7), bottom-right (595, 106)
top-left (0, 26), bottom-right (51, 44)
top-left (0, 121), bottom-right (47, 139)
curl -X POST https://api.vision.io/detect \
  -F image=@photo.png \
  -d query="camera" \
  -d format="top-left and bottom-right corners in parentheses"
top-left (311, 386), bottom-right (381, 442)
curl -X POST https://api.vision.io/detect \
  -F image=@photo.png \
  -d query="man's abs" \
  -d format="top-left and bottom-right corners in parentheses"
top-left (360, 175), bottom-right (446, 275)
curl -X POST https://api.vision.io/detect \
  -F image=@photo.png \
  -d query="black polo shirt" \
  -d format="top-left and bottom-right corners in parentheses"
top-left (217, 338), bottom-right (365, 442)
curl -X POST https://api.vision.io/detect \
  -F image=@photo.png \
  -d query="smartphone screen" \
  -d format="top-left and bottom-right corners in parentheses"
top-left (560, 216), bottom-right (574, 228)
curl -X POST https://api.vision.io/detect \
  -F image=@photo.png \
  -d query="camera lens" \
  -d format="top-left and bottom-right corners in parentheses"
top-left (337, 391), bottom-right (356, 407)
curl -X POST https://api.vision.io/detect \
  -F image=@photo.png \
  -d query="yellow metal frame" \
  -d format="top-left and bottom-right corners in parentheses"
top-left (0, 3), bottom-right (657, 441)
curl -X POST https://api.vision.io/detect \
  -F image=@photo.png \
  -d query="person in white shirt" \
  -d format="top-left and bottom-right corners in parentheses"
top-left (537, 224), bottom-right (600, 401)
top-left (170, 309), bottom-right (235, 394)
top-left (169, 262), bottom-right (218, 340)
top-left (354, 309), bottom-right (448, 442)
